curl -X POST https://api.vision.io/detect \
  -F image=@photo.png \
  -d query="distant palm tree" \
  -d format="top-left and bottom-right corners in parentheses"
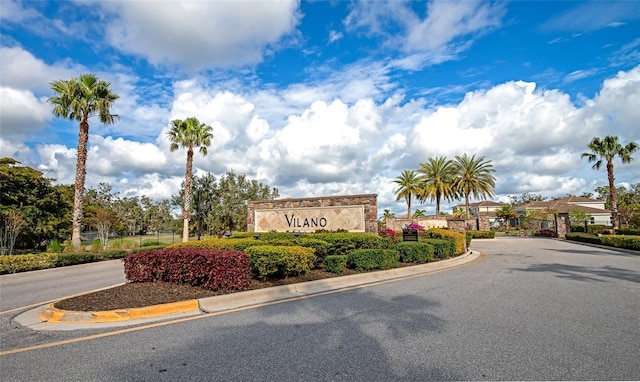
top-left (168, 117), bottom-right (214, 242)
top-left (393, 170), bottom-right (420, 219)
top-left (495, 203), bottom-right (517, 229)
top-left (416, 156), bottom-right (455, 216)
top-left (452, 154), bottom-right (496, 220)
top-left (413, 209), bottom-right (426, 218)
top-left (581, 136), bottom-right (638, 229)
top-left (48, 74), bottom-right (119, 250)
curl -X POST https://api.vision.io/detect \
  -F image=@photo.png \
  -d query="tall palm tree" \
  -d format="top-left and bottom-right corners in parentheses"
top-left (581, 135), bottom-right (638, 230)
top-left (452, 154), bottom-right (496, 220)
top-left (416, 156), bottom-right (455, 216)
top-left (495, 203), bottom-right (517, 229)
top-left (48, 74), bottom-right (119, 250)
top-left (168, 117), bottom-right (214, 242)
top-left (393, 169), bottom-right (420, 218)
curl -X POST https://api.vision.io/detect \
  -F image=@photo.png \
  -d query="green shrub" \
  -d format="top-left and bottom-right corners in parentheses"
top-left (324, 255), bottom-right (348, 274)
top-left (169, 238), bottom-right (266, 251)
top-left (394, 241), bottom-right (434, 263)
top-left (422, 238), bottom-right (455, 258)
top-left (246, 245), bottom-right (315, 279)
top-left (586, 224), bottom-right (612, 235)
top-left (466, 230), bottom-right (495, 239)
top-left (565, 233), bottom-right (602, 244)
top-left (347, 249), bottom-right (400, 271)
top-left (600, 235), bottom-right (640, 251)
top-left (255, 231), bottom-right (308, 241)
top-left (311, 232), bottom-right (383, 257)
top-left (293, 237), bottom-right (331, 263)
top-left (616, 228), bottom-right (640, 236)
top-left (141, 239), bottom-right (159, 247)
top-left (46, 240), bottom-right (64, 253)
top-left (56, 253), bottom-right (98, 267)
top-left (0, 253), bottom-right (58, 274)
top-left (423, 228), bottom-right (466, 255)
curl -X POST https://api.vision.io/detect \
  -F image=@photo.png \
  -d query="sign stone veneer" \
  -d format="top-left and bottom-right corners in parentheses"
top-left (247, 194), bottom-right (378, 234)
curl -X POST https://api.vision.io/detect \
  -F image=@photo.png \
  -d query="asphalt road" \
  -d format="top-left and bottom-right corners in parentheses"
top-left (1, 238), bottom-right (638, 381)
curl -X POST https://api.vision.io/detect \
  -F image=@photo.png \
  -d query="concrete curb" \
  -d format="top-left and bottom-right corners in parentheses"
top-left (33, 250), bottom-right (482, 325)
top-left (39, 299), bottom-right (200, 323)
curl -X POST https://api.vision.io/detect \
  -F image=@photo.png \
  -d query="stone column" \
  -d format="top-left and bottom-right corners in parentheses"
top-left (556, 213), bottom-right (570, 239)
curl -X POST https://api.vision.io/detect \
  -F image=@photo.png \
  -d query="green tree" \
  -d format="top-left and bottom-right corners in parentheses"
top-left (581, 136), bottom-right (638, 229)
top-left (416, 156), bottom-right (455, 216)
top-left (393, 169), bottom-right (420, 218)
top-left (48, 74), bottom-right (119, 250)
top-left (167, 117), bottom-right (213, 242)
top-left (412, 209), bottom-right (426, 218)
top-left (495, 203), bottom-right (517, 229)
top-left (0, 158), bottom-right (73, 249)
top-left (452, 154), bottom-right (496, 219)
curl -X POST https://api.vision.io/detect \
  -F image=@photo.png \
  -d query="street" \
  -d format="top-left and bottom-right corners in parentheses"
top-left (1, 238), bottom-right (638, 381)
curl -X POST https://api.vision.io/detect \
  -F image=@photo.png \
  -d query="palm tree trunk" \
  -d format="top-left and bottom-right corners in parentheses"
top-left (607, 160), bottom-right (618, 229)
top-left (407, 196), bottom-right (412, 219)
top-left (182, 147), bottom-right (194, 242)
top-left (465, 193), bottom-right (470, 220)
top-left (71, 119), bottom-right (89, 250)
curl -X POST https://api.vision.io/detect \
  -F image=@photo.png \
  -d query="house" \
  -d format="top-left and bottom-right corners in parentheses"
top-left (453, 201), bottom-right (502, 217)
top-left (516, 196), bottom-right (611, 226)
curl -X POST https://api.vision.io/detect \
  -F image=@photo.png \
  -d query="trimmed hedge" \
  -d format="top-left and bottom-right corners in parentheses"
top-left (0, 253), bottom-right (58, 274)
top-left (324, 255), bottom-right (348, 274)
top-left (246, 245), bottom-right (315, 279)
top-left (123, 248), bottom-right (250, 291)
top-left (565, 233), bottom-right (602, 245)
top-left (347, 248), bottom-right (400, 271)
top-left (600, 235), bottom-right (640, 251)
top-left (423, 228), bottom-right (466, 255)
top-left (616, 228), bottom-right (640, 236)
top-left (394, 241), bottom-right (434, 264)
top-left (168, 238), bottom-right (263, 251)
top-left (422, 238), bottom-right (455, 258)
top-left (466, 230), bottom-right (495, 239)
top-left (311, 232), bottom-right (383, 257)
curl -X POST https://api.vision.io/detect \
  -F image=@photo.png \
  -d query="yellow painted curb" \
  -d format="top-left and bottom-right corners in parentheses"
top-left (39, 299), bottom-right (200, 323)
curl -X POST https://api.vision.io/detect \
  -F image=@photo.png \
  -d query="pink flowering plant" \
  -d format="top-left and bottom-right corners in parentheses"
top-left (407, 223), bottom-right (425, 231)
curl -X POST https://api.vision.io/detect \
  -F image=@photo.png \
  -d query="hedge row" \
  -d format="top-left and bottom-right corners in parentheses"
top-left (0, 250), bottom-right (130, 274)
top-left (347, 249), bottom-right (400, 271)
top-left (466, 230), bottom-right (495, 239)
top-left (421, 228), bottom-right (466, 255)
top-left (599, 235), bottom-right (640, 251)
top-left (615, 228), bottom-right (640, 236)
top-left (565, 233), bottom-right (602, 244)
top-left (123, 248), bottom-right (250, 291)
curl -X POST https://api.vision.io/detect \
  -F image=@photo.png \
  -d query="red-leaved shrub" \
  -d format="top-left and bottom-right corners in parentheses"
top-left (123, 248), bottom-right (250, 291)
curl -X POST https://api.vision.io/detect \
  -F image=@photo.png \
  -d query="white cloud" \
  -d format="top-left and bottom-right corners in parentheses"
top-left (0, 87), bottom-right (51, 138)
top-left (100, 1), bottom-right (301, 70)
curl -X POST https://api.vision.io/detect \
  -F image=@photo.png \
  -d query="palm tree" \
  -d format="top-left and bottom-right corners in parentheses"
top-left (581, 136), bottom-right (638, 230)
top-left (393, 169), bottom-right (420, 218)
top-left (168, 117), bottom-right (214, 242)
top-left (413, 209), bottom-right (426, 218)
top-left (416, 156), bottom-right (455, 216)
top-left (452, 154), bottom-right (496, 220)
top-left (495, 203), bottom-right (517, 229)
top-left (48, 74), bottom-right (119, 250)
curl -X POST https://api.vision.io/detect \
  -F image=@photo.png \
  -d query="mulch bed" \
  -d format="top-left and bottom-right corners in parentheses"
top-left (54, 268), bottom-right (364, 312)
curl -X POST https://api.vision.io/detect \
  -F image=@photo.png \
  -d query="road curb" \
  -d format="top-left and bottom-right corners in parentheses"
top-left (36, 250), bottom-right (482, 325)
top-left (39, 299), bottom-right (200, 323)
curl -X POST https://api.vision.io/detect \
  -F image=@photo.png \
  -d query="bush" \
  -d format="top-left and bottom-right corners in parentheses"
top-left (570, 225), bottom-right (586, 233)
top-left (246, 245), bottom-right (315, 279)
top-left (255, 231), bottom-right (307, 241)
top-left (422, 238), bottom-right (455, 258)
top-left (56, 252), bottom-right (98, 266)
top-left (466, 230), bottom-right (495, 239)
top-left (123, 248), bottom-right (250, 291)
top-left (0, 253), bottom-right (58, 274)
top-left (565, 233), bottom-right (602, 245)
top-left (141, 239), bottom-right (159, 247)
top-left (46, 240), bottom-right (64, 253)
top-left (586, 224), bottom-right (611, 235)
top-left (293, 237), bottom-right (331, 264)
top-left (534, 228), bottom-right (556, 237)
top-left (347, 249), bottom-right (400, 271)
top-left (394, 241), bottom-right (434, 263)
top-left (169, 238), bottom-right (268, 252)
top-left (311, 232), bottom-right (383, 257)
top-left (379, 229), bottom-right (400, 248)
top-left (324, 255), bottom-right (348, 274)
top-left (423, 228), bottom-right (466, 255)
top-left (600, 235), bottom-right (640, 251)
top-left (616, 228), bottom-right (640, 236)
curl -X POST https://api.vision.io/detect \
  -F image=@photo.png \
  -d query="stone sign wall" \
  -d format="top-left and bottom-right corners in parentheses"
top-left (247, 194), bottom-right (378, 233)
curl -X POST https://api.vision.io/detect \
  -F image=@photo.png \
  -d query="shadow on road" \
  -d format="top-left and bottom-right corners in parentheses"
top-left (510, 263), bottom-right (640, 284)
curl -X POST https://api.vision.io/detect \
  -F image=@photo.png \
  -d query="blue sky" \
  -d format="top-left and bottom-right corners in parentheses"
top-left (1, 0), bottom-right (639, 217)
